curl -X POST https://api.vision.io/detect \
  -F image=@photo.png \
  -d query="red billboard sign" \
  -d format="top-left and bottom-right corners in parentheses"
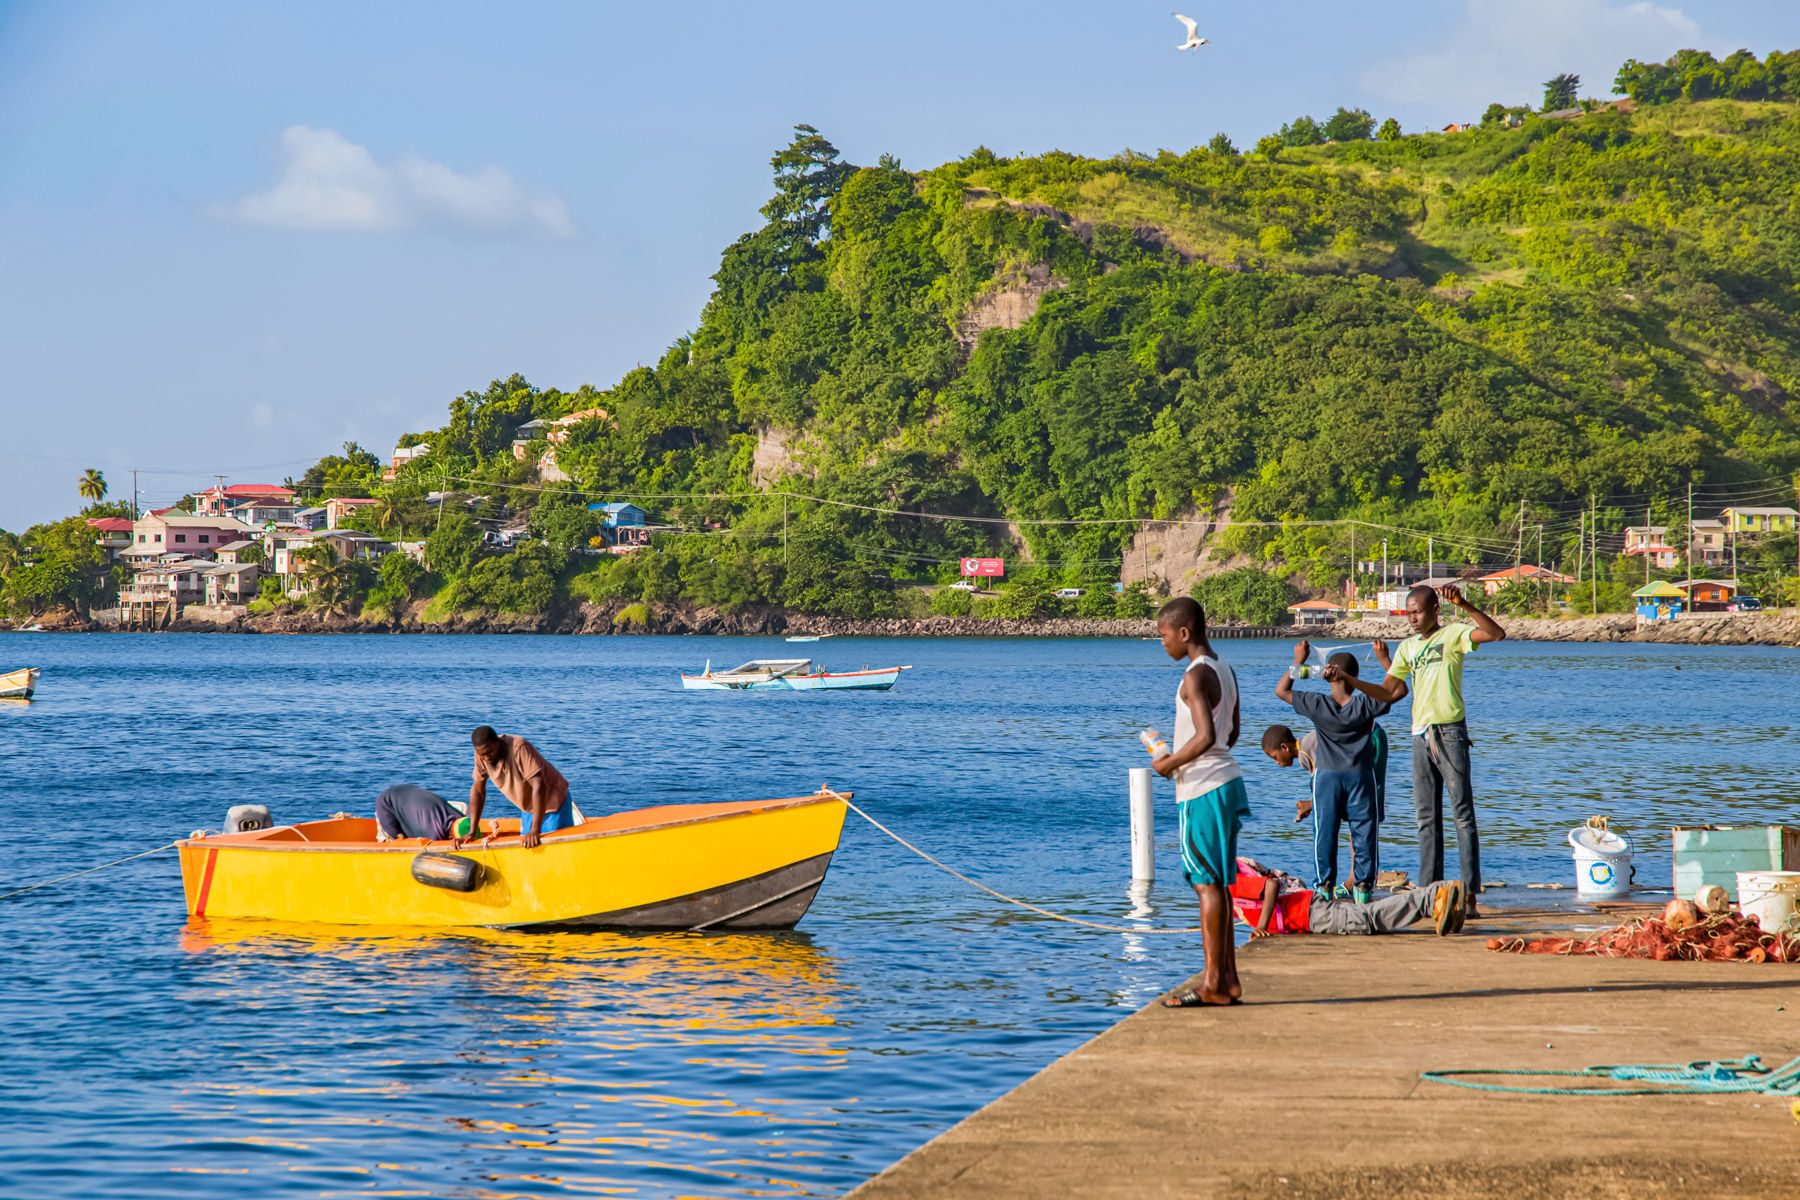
top-left (960, 557), bottom-right (1005, 578)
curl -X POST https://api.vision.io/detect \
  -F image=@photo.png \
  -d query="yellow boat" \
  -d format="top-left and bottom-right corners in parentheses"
top-left (177, 790), bottom-right (848, 930)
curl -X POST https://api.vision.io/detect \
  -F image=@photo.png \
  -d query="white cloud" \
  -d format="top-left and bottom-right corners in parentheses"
top-left (1363, 0), bottom-right (1700, 116)
top-left (212, 126), bottom-right (576, 239)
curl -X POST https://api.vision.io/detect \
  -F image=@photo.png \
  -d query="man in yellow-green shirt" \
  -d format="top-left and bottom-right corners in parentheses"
top-left (1341, 583), bottom-right (1505, 918)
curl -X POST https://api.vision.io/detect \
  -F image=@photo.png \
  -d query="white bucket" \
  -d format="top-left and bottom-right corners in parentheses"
top-left (1569, 825), bottom-right (1633, 899)
top-left (1736, 870), bottom-right (1800, 935)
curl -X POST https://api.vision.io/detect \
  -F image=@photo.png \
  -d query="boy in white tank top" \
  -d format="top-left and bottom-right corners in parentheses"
top-left (1148, 597), bottom-right (1252, 1007)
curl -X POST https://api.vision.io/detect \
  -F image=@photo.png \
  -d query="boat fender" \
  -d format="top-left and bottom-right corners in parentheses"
top-left (411, 852), bottom-right (483, 892)
top-left (224, 804), bottom-right (273, 833)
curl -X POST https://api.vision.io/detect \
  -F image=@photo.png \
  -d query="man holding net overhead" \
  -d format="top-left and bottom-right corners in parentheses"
top-left (1335, 583), bottom-right (1505, 919)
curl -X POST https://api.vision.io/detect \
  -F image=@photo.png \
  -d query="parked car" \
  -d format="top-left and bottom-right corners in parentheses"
top-left (1054, 587), bottom-right (1085, 599)
top-left (1729, 596), bottom-right (1764, 612)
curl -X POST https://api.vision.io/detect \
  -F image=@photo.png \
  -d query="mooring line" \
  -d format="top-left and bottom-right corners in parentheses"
top-left (821, 790), bottom-right (1205, 935)
top-left (0, 842), bottom-right (179, 902)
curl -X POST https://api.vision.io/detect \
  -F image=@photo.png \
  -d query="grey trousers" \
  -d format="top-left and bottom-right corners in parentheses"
top-left (1412, 721), bottom-right (1481, 896)
top-left (1309, 881), bottom-right (1449, 934)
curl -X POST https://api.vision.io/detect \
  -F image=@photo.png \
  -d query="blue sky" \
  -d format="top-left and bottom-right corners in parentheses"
top-left (4, 0), bottom-right (1799, 528)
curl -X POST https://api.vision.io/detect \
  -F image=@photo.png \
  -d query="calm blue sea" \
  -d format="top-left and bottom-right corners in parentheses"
top-left (1, 632), bottom-right (1796, 1198)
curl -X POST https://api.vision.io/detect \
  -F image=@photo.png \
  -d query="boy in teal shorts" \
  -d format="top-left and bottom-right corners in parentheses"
top-left (1148, 597), bottom-right (1250, 1008)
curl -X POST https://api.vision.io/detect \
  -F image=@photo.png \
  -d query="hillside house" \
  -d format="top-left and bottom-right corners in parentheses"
top-left (201, 562), bottom-right (261, 606)
top-left (86, 516), bottom-right (134, 561)
top-left (1720, 506), bottom-right (1798, 537)
top-left (291, 507), bottom-right (329, 531)
top-left (384, 443), bottom-right (430, 482)
top-left (587, 501), bottom-right (651, 550)
top-left (228, 500), bottom-right (300, 527)
top-left (325, 497), bottom-right (380, 528)
top-left (1690, 518), bottom-right (1726, 567)
top-left (1623, 525), bottom-right (1678, 569)
top-left (195, 483), bottom-right (294, 517)
top-left (314, 529), bottom-right (394, 562)
top-left (131, 512), bottom-right (258, 558)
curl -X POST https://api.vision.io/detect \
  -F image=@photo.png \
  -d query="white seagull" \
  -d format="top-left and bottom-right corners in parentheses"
top-left (1173, 13), bottom-right (1208, 51)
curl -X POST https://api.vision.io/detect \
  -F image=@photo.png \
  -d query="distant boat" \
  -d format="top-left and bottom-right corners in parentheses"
top-left (681, 658), bottom-right (911, 692)
top-left (177, 790), bottom-right (849, 930)
top-left (0, 668), bottom-right (39, 699)
top-left (785, 633), bottom-right (832, 642)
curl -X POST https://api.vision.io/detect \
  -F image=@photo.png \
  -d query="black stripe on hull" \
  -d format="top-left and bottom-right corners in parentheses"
top-left (518, 851), bottom-right (836, 931)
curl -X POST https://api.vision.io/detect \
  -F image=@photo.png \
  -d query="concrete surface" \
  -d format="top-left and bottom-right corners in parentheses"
top-left (848, 908), bottom-right (1800, 1199)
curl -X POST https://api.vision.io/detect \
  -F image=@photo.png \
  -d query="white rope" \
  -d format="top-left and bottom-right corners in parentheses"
top-left (0, 842), bottom-right (179, 902)
top-left (821, 790), bottom-right (1206, 935)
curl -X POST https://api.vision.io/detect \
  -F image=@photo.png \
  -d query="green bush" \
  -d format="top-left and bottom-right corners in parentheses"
top-left (1191, 568), bottom-right (1298, 626)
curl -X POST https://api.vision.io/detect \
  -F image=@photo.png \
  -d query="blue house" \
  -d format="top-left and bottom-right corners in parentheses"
top-left (1633, 580), bottom-right (1685, 624)
top-left (586, 502), bottom-right (651, 551)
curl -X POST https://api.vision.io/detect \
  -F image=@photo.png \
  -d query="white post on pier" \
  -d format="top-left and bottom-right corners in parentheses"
top-left (1129, 767), bottom-right (1155, 882)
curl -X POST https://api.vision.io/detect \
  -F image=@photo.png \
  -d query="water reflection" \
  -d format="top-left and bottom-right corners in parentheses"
top-left (172, 922), bottom-right (850, 1198)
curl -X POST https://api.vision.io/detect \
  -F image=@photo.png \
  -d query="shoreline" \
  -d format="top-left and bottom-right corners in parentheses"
top-left (6, 604), bottom-right (1799, 646)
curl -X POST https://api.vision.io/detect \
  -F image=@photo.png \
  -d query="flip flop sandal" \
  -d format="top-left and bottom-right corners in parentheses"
top-left (1160, 989), bottom-right (1238, 1008)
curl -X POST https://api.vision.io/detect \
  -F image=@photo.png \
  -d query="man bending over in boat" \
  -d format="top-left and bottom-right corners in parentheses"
top-left (460, 725), bottom-right (576, 849)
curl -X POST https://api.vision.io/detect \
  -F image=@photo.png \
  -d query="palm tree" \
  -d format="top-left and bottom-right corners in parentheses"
top-left (78, 468), bottom-right (107, 506)
top-left (372, 491), bottom-right (407, 534)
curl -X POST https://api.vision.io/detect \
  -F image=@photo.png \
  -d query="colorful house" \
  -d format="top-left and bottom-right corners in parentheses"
top-left (1720, 506), bottom-right (1798, 537)
top-left (324, 497), bottom-right (380, 528)
top-left (1623, 525), bottom-right (1678, 569)
top-left (131, 512), bottom-right (259, 558)
top-left (1633, 580), bottom-right (1686, 624)
top-left (1690, 519), bottom-right (1727, 567)
top-left (1674, 578), bottom-right (1737, 612)
top-left (384, 443), bottom-right (431, 482)
top-left (587, 501), bottom-right (651, 550)
top-left (195, 483), bottom-right (295, 517)
top-left (86, 516), bottom-right (135, 561)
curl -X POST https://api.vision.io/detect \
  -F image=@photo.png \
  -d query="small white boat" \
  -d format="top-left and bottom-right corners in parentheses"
top-left (785, 633), bottom-right (832, 643)
top-left (681, 658), bottom-right (911, 692)
top-left (0, 668), bottom-right (40, 699)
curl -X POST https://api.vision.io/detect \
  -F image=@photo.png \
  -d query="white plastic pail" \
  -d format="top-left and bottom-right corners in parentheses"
top-left (1736, 871), bottom-right (1800, 934)
top-left (1569, 825), bottom-right (1633, 899)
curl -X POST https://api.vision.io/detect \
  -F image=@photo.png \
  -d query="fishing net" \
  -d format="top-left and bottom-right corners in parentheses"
top-left (1487, 912), bottom-right (1800, 963)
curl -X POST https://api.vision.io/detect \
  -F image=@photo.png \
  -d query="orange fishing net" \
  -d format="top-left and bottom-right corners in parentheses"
top-left (1488, 912), bottom-right (1799, 963)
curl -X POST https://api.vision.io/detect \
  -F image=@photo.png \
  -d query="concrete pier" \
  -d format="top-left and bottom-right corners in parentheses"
top-left (849, 908), bottom-right (1800, 1199)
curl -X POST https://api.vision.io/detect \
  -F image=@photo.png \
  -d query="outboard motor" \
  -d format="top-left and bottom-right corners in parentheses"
top-left (224, 804), bottom-right (273, 833)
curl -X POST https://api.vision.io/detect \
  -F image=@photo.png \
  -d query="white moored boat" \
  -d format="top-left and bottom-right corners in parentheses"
top-left (0, 668), bottom-right (39, 699)
top-left (680, 658), bottom-right (911, 692)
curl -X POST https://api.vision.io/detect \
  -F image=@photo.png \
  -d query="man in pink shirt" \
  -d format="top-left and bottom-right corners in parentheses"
top-left (457, 725), bottom-right (576, 849)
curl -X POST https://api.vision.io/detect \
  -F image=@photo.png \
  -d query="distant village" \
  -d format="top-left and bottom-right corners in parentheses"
top-left (92, 436), bottom-right (651, 628)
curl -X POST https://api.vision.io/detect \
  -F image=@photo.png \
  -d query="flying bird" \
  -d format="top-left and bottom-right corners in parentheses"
top-left (1173, 13), bottom-right (1208, 51)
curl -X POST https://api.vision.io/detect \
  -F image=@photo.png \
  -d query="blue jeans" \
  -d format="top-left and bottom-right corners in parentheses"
top-left (1312, 769), bottom-right (1378, 891)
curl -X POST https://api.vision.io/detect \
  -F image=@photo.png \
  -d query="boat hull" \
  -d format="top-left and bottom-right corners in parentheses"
top-left (681, 667), bottom-right (905, 691)
top-left (0, 668), bottom-right (38, 699)
top-left (178, 793), bottom-right (848, 930)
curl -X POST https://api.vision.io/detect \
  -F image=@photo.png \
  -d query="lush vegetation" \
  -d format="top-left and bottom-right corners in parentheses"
top-left (8, 52), bottom-right (1800, 623)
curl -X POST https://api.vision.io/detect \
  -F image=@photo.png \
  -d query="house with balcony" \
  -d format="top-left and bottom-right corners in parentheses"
top-left (291, 506), bottom-right (329, 531)
top-left (1622, 525), bottom-right (1678, 569)
top-left (586, 501), bottom-right (651, 551)
top-left (228, 500), bottom-right (301, 527)
top-left (86, 516), bottom-right (134, 562)
top-left (1690, 518), bottom-right (1727, 567)
top-left (1720, 506), bottom-right (1798, 538)
top-left (314, 529), bottom-right (395, 562)
top-left (1286, 598), bottom-right (1346, 627)
top-left (200, 562), bottom-right (261, 607)
top-left (195, 483), bottom-right (295, 517)
top-left (324, 497), bottom-right (380, 528)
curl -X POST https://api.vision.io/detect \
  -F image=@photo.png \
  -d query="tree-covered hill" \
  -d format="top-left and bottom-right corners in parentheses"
top-left (8, 48), bottom-right (1800, 623)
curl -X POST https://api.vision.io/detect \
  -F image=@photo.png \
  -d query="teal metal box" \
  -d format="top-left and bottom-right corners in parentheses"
top-left (1672, 825), bottom-right (1800, 899)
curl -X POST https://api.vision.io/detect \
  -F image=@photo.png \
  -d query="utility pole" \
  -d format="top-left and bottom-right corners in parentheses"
top-left (782, 494), bottom-right (789, 567)
top-left (1645, 503), bottom-right (1652, 586)
top-left (1381, 539), bottom-right (1388, 594)
top-left (1349, 523), bottom-right (1356, 602)
top-left (1686, 481), bottom-right (1694, 580)
top-left (1537, 524), bottom-right (1546, 614)
top-left (1591, 494), bottom-right (1598, 612)
top-left (131, 469), bottom-right (139, 520)
top-left (1427, 537), bottom-right (1434, 583)
top-left (1577, 511), bottom-right (1585, 599)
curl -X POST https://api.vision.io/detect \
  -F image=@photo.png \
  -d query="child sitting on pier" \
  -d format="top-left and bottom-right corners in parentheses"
top-left (1273, 641), bottom-right (1391, 904)
top-left (1230, 857), bottom-right (1465, 937)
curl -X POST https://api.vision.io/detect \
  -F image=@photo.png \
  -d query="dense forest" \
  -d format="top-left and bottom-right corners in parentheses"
top-left (7, 47), bottom-right (1800, 625)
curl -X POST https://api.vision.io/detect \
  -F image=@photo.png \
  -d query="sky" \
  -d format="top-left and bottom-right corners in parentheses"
top-left (4, 0), bottom-right (1800, 529)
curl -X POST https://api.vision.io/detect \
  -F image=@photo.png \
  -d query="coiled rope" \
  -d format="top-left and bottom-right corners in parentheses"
top-left (1423, 1054), bottom-right (1800, 1097)
top-left (821, 789), bottom-right (1205, 935)
top-left (0, 841), bottom-right (179, 902)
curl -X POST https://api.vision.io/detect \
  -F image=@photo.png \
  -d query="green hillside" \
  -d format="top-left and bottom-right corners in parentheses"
top-left (9, 49), bottom-right (1800, 623)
